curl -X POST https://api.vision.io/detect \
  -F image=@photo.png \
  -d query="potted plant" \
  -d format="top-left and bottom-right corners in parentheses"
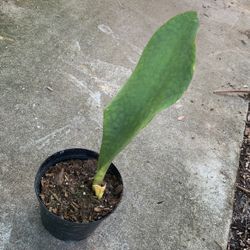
top-left (35, 11), bottom-right (199, 241)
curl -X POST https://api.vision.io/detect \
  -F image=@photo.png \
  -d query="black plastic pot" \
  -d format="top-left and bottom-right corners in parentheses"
top-left (34, 148), bottom-right (123, 241)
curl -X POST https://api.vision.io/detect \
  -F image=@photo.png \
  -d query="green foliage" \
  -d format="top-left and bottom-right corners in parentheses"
top-left (93, 11), bottom-right (199, 187)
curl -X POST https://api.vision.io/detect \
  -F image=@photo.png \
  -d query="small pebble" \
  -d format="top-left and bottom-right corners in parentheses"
top-left (177, 116), bottom-right (185, 121)
top-left (46, 86), bottom-right (54, 91)
top-left (94, 207), bottom-right (102, 212)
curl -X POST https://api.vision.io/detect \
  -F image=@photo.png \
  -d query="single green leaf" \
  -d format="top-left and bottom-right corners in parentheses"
top-left (95, 11), bottom-right (199, 183)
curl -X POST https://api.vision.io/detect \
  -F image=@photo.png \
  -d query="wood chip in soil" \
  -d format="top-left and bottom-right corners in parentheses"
top-left (40, 159), bottom-right (123, 223)
top-left (228, 103), bottom-right (250, 249)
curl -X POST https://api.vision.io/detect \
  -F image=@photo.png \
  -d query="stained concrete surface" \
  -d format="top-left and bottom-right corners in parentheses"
top-left (0, 0), bottom-right (250, 249)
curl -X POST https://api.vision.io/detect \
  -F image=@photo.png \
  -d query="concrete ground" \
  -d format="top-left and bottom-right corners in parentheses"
top-left (0, 0), bottom-right (249, 249)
